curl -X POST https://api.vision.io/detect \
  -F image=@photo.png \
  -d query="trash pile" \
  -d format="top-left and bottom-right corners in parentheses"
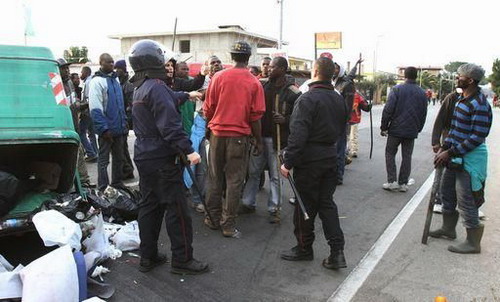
top-left (0, 183), bottom-right (142, 301)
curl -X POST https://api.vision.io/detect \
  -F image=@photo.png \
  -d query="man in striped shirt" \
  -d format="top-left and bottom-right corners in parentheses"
top-left (432, 63), bottom-right (492, 254)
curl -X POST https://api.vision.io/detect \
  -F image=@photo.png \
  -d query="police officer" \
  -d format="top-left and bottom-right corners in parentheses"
top-left (280, 57), bottom-right (348, 270)
top-left (128, 39), bottom-right (208, 274)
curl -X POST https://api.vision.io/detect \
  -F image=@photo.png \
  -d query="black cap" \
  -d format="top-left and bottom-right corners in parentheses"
top-left (230, 41), bottom-right (252, 55)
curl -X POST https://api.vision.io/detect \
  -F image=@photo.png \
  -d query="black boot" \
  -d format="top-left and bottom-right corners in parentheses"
top-left (139, 253), bottom-right (168, 272)
top-left (171, 258), bottom-right (209, 275)
top-left (322, 250), bottom-right (347, 270)
top-left (280, 246), bottom-right (313, 261)
top-left (429, 210), bottom-right (459, 239)
top-left (448, 224), bottom-right (484, 254)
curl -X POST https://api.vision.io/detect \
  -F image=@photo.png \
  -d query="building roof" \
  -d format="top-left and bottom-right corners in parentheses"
top-left (108, 26), bottom-right (278, 46)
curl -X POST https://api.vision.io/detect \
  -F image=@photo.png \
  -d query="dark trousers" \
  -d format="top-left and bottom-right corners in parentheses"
top-left (138, 160), bottom-right (193, 262)
top-left (97, 135), bottom-right (125, 191)
top-left (336, 124), bottom-right (348, 181)
top-left (385, 135), bottom-right (415, 185)
top-left (293, 162), bottom-right (345, 251)
top-left (79, 115), bottom-right (98, 158)
top-left (123, 134), bottom-right (134, 177)
top-left (205, 135), bottom-right (250, 230)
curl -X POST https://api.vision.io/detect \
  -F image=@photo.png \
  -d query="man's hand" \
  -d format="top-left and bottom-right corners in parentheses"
top-left (188, 91), bottom-right (202, 100)
top-left (434, 149), bottom-right (450, 167)
top-left (102, 131), bottom-right (114, 141)
top-left (280, 164), bottom-right (290, 178)
top-left (432, 144), bottom-right (441, 154)
top-left (380, 130), bottom-right (388, 137)
top-left (187, 152), bottom-right (201, 165)
top-left (273, 112), bottom-right (286, 124)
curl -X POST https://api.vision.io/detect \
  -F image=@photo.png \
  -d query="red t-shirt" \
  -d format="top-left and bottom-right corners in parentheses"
top-left (203, 68), bottom-right (265, 136)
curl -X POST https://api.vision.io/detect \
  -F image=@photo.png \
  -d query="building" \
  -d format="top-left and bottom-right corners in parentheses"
top-left (109, 25), bottom-right (278, 66)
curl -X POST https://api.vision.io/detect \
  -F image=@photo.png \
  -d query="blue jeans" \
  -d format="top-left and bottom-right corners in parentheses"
top-left (79, 115), bottom-right (98, 158)
top-left (441, 167), bottom-right (479, 228)
top-left (242, 137), bottom-right (281, 212)
top-left (191, 139), bottom-right (208, 204)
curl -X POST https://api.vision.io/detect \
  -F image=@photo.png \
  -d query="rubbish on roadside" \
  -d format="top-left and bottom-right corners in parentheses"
top-left (0, 171), bottom-right (20, 217)
top-left (0, 218), bottom-right (29, 231)
top-left (91, 265), bottom-right (111, 282)
top-left (87, 277), bottom-right (115, 300)
top-left (0, 254), bottom-right (23, 300)
top-left (103, 221), bottom-right (123, 239)
top-left (20, 245), bottom-right (79, 302)
top-left (87, 187), bottom-right (141, 223)
top-left (32, 209), bottom-right (82, 250)
top-left (44, 192), bottom-right (92, 222)
top-left (73, 251), bottom-right (88, 302)
top-left (111, 220), bottom-right (140, 251)
top-left (83, 213), bottom-right (114, 259)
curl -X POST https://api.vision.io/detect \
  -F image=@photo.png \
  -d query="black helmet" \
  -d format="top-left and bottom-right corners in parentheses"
top-left (57, 58), bottom-right (71, 67)
top-left (230, 41), bottom-right (252, 55)
top-left (128, 39), bottom-right (167, 72)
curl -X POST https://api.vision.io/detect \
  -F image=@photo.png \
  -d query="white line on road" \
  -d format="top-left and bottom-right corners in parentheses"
top-left (328, 171), bottom-right (435, 302)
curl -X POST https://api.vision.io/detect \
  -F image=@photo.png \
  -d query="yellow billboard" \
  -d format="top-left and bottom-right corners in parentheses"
top-left (315, 32), bottom-right (342, 50)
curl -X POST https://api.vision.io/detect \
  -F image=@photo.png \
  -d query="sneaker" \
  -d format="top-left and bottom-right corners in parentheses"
top-left (399, 184), bottom-right (408, 192)
top-left (351, 152), bottom-right (358, 158)
top-left (289, 197), bottom-right (296, 205)
top-left (345, 156), bottom-right (352, 165)
top-left (382, 182), bottom-right (400, 191)
top-left (433, 203), bottom-right (443, 214)
top-left (204, 217), bottom-right (219, 230)
top-left (280, 246), bottom-right (313, 261)
top-left (408, 178), bottom-right (415, 186)
top-left (237, 204), bottom-right (256, 215)
top-left (171, 258), bottom-right (209, 275)
top-left (195, 203), bottom-right (205, 213)
top-left (139, 253), bottom-right (168, 272)
top-left (268, 211), bottom-right (280, 224)
top-left (222, 227), bottom-right (242, 238)
top-left (479, 210), bottom-right (486, 220)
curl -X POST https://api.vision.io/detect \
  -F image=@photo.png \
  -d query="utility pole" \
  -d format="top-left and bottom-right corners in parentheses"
top-left (278, 0), bottom-right (284, 49)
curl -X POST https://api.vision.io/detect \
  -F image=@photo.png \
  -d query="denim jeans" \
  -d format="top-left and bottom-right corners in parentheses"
top-left (441, 167), bottom-right (480, 228)
top-left (191, 139), bottom-right (208, 204)
top-left (79, 115), bottom-right (98, 158)
top-left (242, 137), bottom-right (281, 212)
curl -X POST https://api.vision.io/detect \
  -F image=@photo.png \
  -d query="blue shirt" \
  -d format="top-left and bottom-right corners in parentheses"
top-left (444, 90), bottom-right (492, 156)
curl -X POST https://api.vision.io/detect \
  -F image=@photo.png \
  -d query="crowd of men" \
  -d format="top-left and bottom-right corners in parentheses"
top-left (57, 38), bottom-right (492, 275)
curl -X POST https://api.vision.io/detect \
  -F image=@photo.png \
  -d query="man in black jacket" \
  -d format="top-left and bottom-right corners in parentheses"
top-left (280, 57), bottom-right (348, 270)
top-left (381, 66), bottom-right (427, 192)
top-left (240, 56), bottom-right (301, 223)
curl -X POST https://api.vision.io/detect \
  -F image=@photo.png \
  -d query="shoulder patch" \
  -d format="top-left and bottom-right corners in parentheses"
top-left (288, 85), bottom-right (301, 94)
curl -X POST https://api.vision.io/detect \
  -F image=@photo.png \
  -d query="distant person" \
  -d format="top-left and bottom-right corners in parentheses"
top-left (70, 73), bottom-right (82, 99)
top-left (280, 57), bottom-right (348, 270)
top-left (432, 64), bottom-right (492, 254)
top-left (203, 41), bottom-right (265, 238)
top-left (426, 89), bottom-right (432, 105)
top-left (248, 65), bottom-right (259, 77)
top-left (89, 53), bottom-right (128, 191)
top-left (114, 59), bottom-right (135, 180)
top-left (258, 57), bottom-right (272, 79)
top-left (128, 39), bottom-right (208, 274)
top-left (57, 58), bottom-right (92, 187)
top-left (175, 61), bottom-right (190, 79)
top-left (79, 66), bottom-right (98, 162)
top-left (348, 92), bottom-right (371, 158)
top-left (240, 56), bottom-right (301, 223)
top-left (380, 66), bottom-right (427, 192)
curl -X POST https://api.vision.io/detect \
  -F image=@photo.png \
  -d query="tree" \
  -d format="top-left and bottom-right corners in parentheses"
top-left (488, 59), bottom-right (500, 96)
top-left (373, 73), bottom-right (397, 104)
top-left (63, 46), bottom-right (89, 63)
top-left (444, 61), bottom-right (469, 73)
top-left (418, 71), bottom-right (439, 90)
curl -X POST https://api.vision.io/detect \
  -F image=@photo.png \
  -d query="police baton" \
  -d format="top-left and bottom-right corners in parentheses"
top-left (278, 154), bottom-right (309, 221)
top-left (179, 153), bottom-right (216, 227)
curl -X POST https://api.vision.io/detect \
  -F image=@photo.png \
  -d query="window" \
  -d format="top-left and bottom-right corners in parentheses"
top-left (180, 40), bottom-right (190, 53)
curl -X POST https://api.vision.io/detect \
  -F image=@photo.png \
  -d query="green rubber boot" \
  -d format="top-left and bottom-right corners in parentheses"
top-left (448, 224), bottom-right (484, 254)
top-left (429, 210), bottom-right (459, 239)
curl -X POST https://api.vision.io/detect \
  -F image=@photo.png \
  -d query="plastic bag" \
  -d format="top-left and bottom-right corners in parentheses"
top-left (111, 221), bottom-right (140, 252)
top-left (0, 254), bottom-right (23, 300)
top-left (20, 245), bottom-right (79, 302)
top-left (82, 213), bottom-right (112, 259)
top-left (32, 209), bottom-right (82, 250)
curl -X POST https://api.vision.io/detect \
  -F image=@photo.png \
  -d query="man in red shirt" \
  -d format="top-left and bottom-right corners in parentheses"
top-left (203, 41), bottom-right (265, 238)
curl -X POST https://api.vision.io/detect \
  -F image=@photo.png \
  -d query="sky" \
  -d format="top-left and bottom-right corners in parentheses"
top-left (1, 0), bottom-right (498, 75)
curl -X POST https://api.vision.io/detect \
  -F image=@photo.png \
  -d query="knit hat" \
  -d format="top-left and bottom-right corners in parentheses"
top-left (114, 59), bottom-right (127, 72)
top-left (457, 63), bottom-right (485, 82)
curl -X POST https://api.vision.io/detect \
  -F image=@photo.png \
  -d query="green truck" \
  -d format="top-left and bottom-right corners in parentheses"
top-left (0, 45), bottom-right (83, 235)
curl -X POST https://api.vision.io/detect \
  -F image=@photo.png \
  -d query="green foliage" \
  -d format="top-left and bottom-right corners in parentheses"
top-left (488, 59), bottom-right (500, 96)
top-left (63, 46), bottom-right (89, 63)
top-left (418, 71), bottom-right (439, 90)
top-left (444, 61), bottom-right (469, 73)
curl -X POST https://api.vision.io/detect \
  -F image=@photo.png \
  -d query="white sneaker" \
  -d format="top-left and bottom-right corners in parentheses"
top-left (289, 197), bottom-right (296, 205)
top-left (479, 210), bottom-right (486, 220)
top-left (408, 178), bottom-right (415, 186)
top-left (382, 182), bottom-right (400, 191)
top-left (399, 184), bottom-right (408, 192)
top-left (433, 204), bottom-right (443, 214)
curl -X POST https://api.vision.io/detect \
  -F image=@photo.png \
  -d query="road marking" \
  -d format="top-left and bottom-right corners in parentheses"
top-left (328, 171), bottom-right (435, 302)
